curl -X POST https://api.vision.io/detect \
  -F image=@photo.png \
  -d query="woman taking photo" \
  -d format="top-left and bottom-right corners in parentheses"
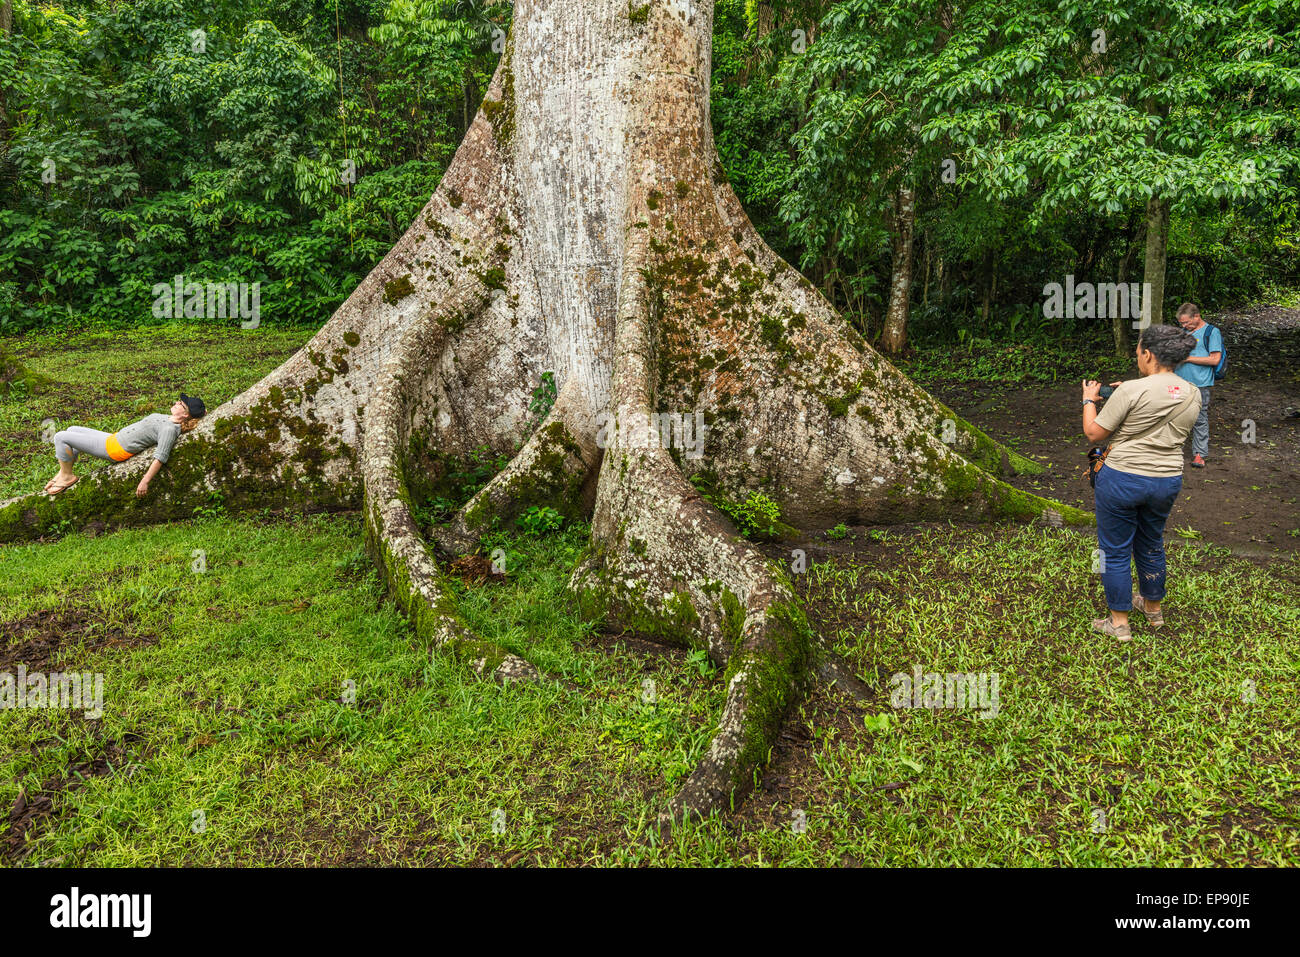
top-left (44, 394), bottom-right (207, 499)
top-left (1083, 325), bottom-right (1200, 641)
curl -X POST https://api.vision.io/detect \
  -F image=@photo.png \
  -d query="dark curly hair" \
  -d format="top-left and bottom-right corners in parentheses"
top-left (1138, 323), bottom-right (1197, 370)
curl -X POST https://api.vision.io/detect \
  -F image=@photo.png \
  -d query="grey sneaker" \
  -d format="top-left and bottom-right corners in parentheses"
top-left (1092, 616), bottom-right (1132, 642)
top-left (1132, 594), bottom-right (1164, 628)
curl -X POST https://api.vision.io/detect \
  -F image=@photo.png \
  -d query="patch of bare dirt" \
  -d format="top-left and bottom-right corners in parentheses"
top-left (0, 596), bottom-right (152, 673)
top-left (448, 554), bottom-right (508, 585)
top-left (925, 306), bottom-right (1300, 561)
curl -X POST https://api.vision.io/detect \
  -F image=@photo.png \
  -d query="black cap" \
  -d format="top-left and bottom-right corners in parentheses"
top-left (180, 393), bottom-right (207, 418)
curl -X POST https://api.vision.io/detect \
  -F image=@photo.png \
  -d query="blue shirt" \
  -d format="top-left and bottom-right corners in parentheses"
top-left (1175, 323), bottom-right (1223, 389)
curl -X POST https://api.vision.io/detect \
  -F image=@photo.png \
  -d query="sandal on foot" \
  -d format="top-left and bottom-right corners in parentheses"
top-left (1132, 595), bottom-right (1164, 628)
top-left (1091, 616), bottom-right (1132, 642)
top-left (46, 476), bottom-right (78, 496)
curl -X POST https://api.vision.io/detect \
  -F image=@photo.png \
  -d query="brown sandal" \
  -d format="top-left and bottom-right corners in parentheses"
top-left (1091, 615), bottom-right (1132, 642)
top-left (1132, 595), bottom-right (1164, 628)
top-left (46, 476), bottom-right (79, 496)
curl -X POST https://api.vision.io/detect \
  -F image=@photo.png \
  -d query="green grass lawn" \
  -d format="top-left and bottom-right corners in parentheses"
top-left (0, 515), bottom-right (723, 865)
top-left (791, 528), bottom-right (1299, 866)
top-left (2, 327), bottom-right (1297, 866)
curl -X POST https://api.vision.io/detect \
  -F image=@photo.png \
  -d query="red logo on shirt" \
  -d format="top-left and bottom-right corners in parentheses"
top-left (1167, 384), bottom-right (1183, 396)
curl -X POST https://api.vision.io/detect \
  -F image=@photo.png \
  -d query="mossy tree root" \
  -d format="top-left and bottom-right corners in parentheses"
top-left (0, 391), bottom-right (360, 545)
top-left (571, 438), bottom-right (815, 825)
top-left (567, 224), bottom-right (814, 824)
top-left (431, 383), bottom-right (601, 557)
top-left (361, 279), bottom-right (539, 684)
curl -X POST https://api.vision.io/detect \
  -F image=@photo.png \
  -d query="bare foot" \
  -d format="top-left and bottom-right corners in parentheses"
top-left (46, 475), bottom-right (79, 496)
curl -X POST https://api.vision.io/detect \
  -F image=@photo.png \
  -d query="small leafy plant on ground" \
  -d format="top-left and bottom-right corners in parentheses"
top-left (519, 505), bottom-right (564, 536)
top-left (688, 473), bottom-right (787, 540)
top-left (718, 491), bottom-right (784, 540)
top-left (525, 371), bottom-right (558, 436)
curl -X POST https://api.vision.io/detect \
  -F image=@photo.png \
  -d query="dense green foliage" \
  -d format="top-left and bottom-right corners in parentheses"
top-left (716, 0), bottom-right (1300, 344)
top-left (3, 0), bottom-right (1299, 348)
top-left (0, 0), bottom-right (504, 329)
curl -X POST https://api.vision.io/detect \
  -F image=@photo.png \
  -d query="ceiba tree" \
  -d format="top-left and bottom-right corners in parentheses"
top-left (1, 0), bottom-right (1085, 823)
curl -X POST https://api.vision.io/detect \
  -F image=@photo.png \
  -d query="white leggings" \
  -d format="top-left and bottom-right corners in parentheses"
top-left (54, 426), bottom-right (116, 464)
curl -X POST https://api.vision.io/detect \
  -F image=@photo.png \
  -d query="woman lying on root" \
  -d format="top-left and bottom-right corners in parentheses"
top-left (44, 394), bottom-right (207, 498)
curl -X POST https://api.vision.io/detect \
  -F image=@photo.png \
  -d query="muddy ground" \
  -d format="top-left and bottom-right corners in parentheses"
top-left (927, 306), bottom-right (1300, 561)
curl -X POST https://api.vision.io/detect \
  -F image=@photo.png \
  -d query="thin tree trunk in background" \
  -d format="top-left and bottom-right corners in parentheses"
top-left (1142, 195), bottom-right (1169, 329)
top-left (990, 260), bottom-right (998, 326)
top-left (1114, 219), bottom-right (1137, 357)
top-left (463, 77), bottom-right (470, 137)
top-left (922, 232), bottom-right (931, 309)
top-left (880, 184), bottom-right (915, 354)
top-left (1140, 99), bottom-right (1171, 329)
top-left (1, 0), bottom-right (12, 128)
top-left (819, 252), bottom-right (838, 305)
top-left (980, 248), bottom-right (993, 330)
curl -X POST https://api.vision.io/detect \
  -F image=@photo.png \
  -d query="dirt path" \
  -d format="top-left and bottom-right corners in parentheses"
top-left (926, 306), bottom-right (1300, 560)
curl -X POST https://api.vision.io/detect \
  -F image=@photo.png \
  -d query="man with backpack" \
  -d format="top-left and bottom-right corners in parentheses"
top-left (1173, 302), bottom-right (1225, 468)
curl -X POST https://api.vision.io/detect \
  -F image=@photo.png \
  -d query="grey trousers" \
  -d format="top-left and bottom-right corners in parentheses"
top-left (54, 426), bottom-right (114, 464)
top-left (1188, 386), bottom-right (1211, 458)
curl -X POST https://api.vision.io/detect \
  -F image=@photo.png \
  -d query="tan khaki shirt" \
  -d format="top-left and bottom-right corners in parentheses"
top-left (1093, 373), bottom-right (1201, 477)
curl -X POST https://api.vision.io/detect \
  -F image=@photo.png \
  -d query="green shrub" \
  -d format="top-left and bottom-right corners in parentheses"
top-left (519, 505), bottom-right (565, 536)
top-left (717, 491), bottom-right (783, 540)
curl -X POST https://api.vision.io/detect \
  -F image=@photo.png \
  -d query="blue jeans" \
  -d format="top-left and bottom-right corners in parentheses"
top-left (1094, 464), bottom-right (1182, 611)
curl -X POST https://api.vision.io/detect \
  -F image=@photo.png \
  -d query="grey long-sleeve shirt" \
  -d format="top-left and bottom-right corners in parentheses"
top-left (114, 414), bottom-right (183, 463)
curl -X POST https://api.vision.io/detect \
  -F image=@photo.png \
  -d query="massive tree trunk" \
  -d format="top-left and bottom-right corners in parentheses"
top-left (879, 184), bottom-right (915, 355)
top-left (0, 0), bottom-right (1085, 823)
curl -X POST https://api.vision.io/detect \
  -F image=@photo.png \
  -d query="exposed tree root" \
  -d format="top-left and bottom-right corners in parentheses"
top-left (574, 447), bottom-right (814, 824)
top-left (710, 169), bottom-right (1044, 483)
top-left (360, 266), bottom-right (545, 684)
top-left (566, 223), bottom-right (809, 824)
top-left (431, 384), bottom-right (601, 557)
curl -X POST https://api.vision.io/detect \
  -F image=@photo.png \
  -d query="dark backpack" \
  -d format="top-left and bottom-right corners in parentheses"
top-left (1202, 322), bottom-right (1227, 381)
